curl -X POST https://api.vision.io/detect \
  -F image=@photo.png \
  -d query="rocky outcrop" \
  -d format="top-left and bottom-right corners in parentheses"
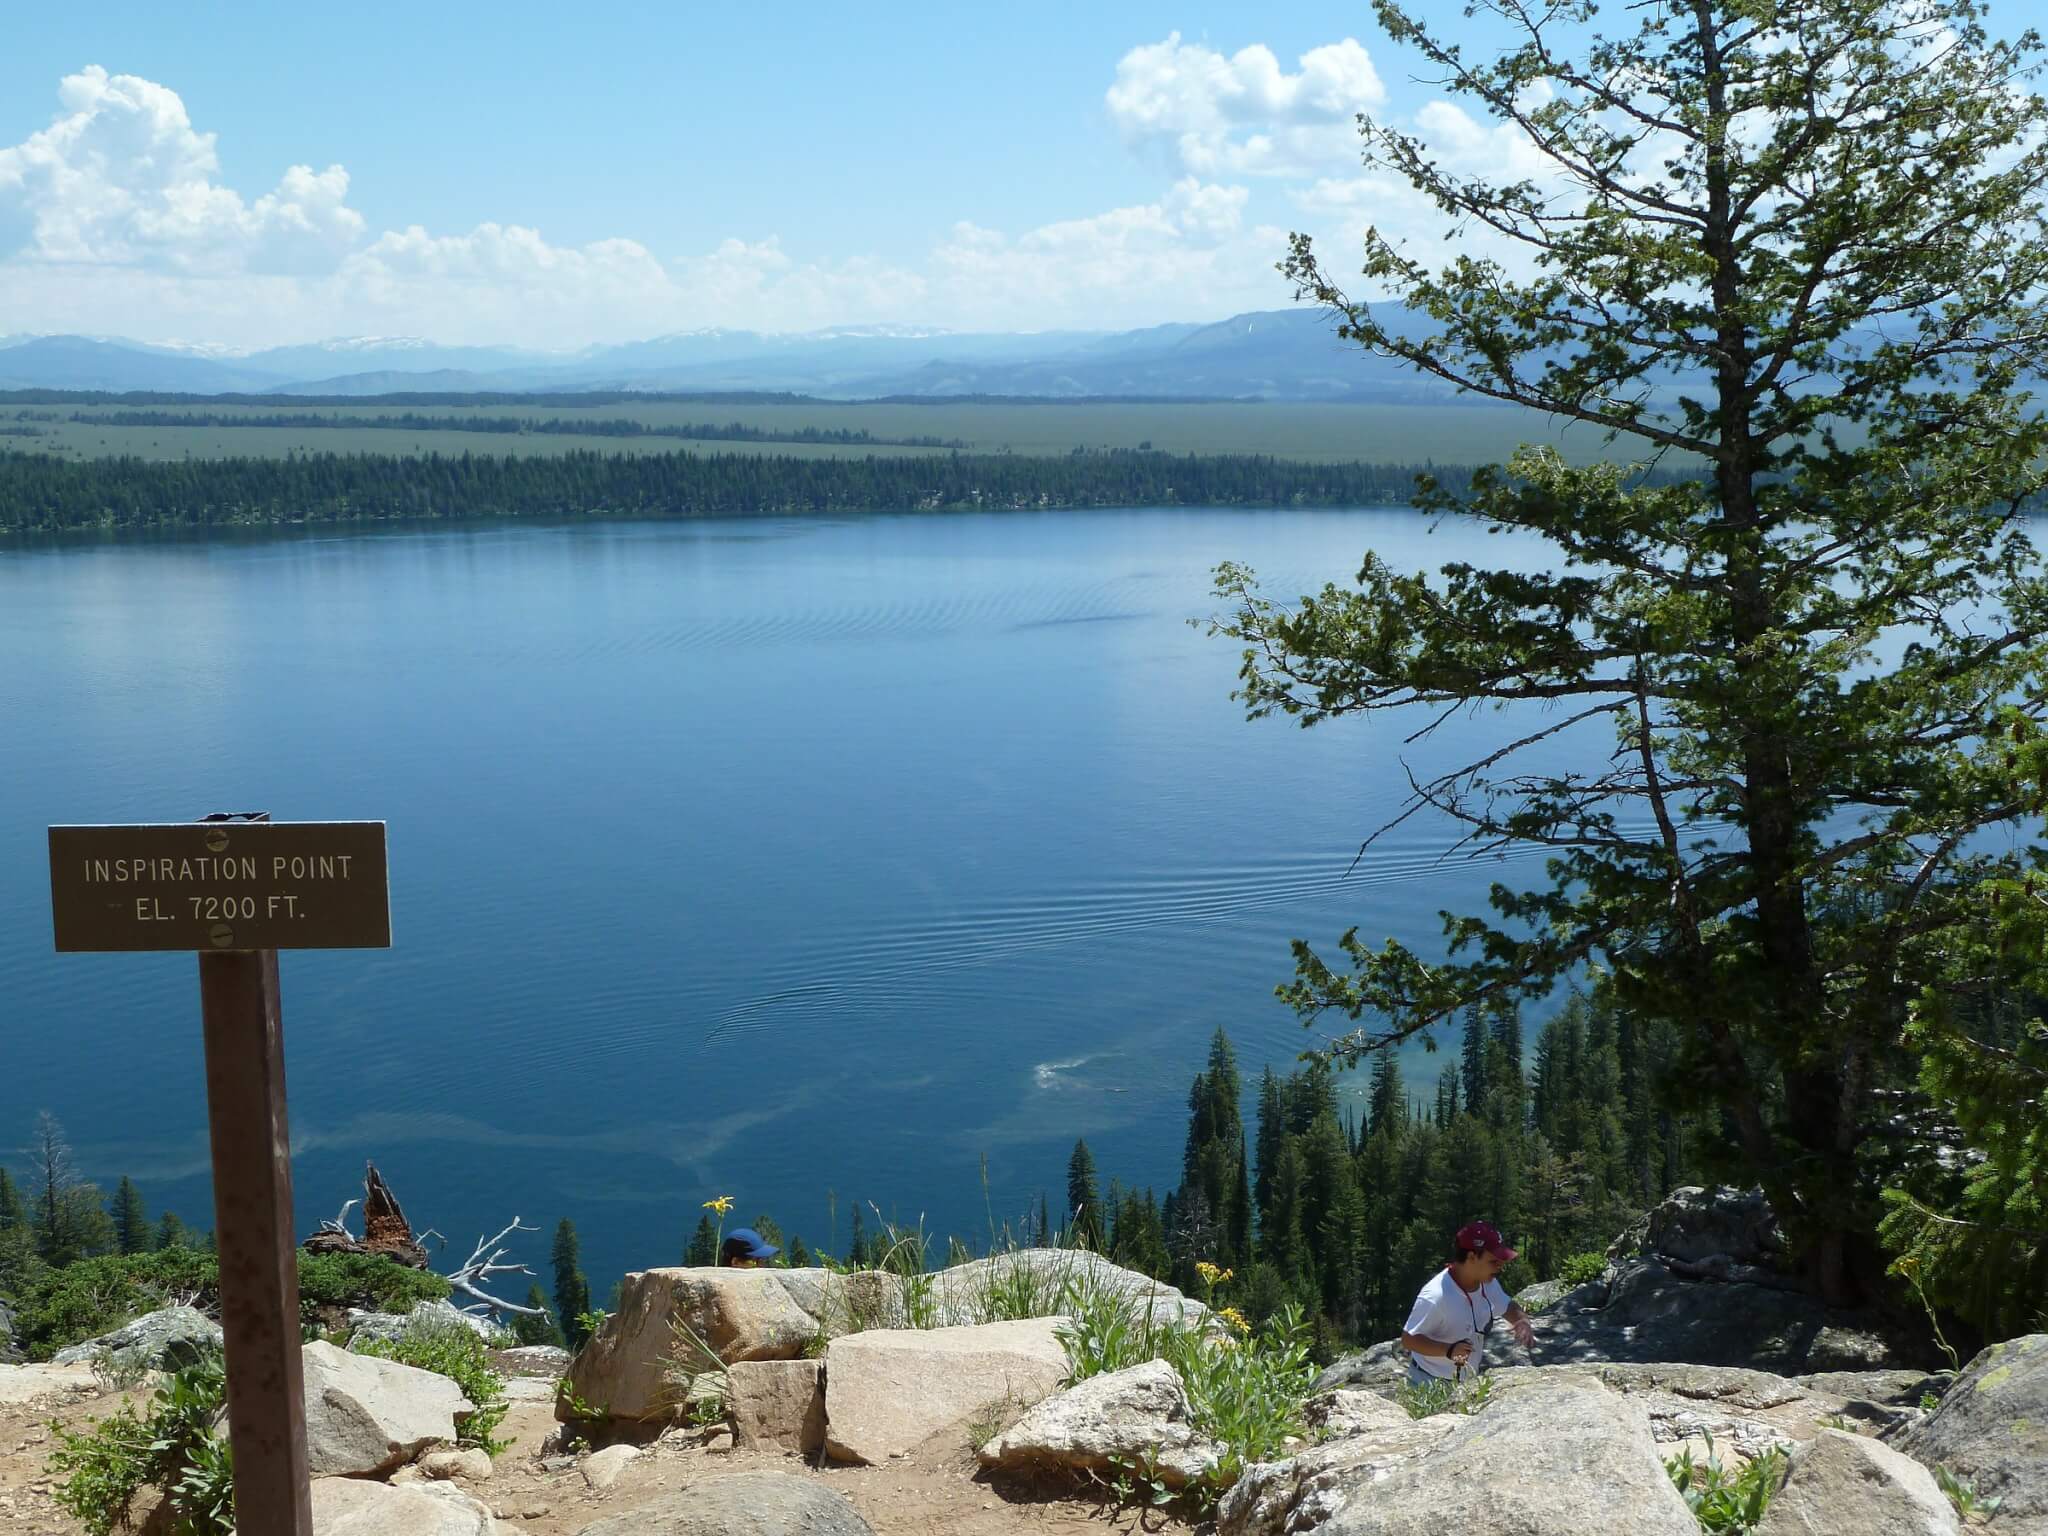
top-left (1512, 1278), bottom-right (1574, 1313)
top-left (50, 1306), bottom-right (223, 1371)
top-left (573, 1470), bottom-right (875, 1535)
top-left (928, 1250), bottom-right (1206, 1327)
top-left (1755, 1428), bottom-right (1957, 1536)
top-left (1311, 1338), bottom-right (1408, 1397)
top-left (561, 1269), bottom-right (820, 1422)
top-left (1220, 1416), bottom-right (1452, 1536)
top-left (0, 1300), bottom-right (19, 1364)
top-left (1317, 1190), bottom-right (1923, 1387)
top-left (310, 1475), bottom-right (505, 1535)
top-left (348, 1301), bottom-right (505, 1349)
top-left (770, 1267), bottom-right (906, 1334)
top-left (1890, 1332), bottom-right (2048, 1530)
top-left (301, 1340), bottom-right (473, 1477)
top-left (824, 1318), bottom-right (1068, 1464)
top-left (493, 1343), bottom-right (571, 1374)
top-left (1794, 1368), bottom-right (1950, 1405)
top-left (1224, 1375), bottom-right (1698, 1536)
top-left (979, 1359), bottom-right (1220, 1487)
top-left (1612, 1185), bottom-right (1788, 1270)
top-left (561, 1255), bottom-right (1183, 1425)
top-left (0, 1361), bottom-right (97, 1405)
top-left (1305, 1387), bottom-right (1414, 1439)
top-left (1596, 1257), bottom-right (1914, 1372)
top-left (729, 1358), bottom-right (826, 1453)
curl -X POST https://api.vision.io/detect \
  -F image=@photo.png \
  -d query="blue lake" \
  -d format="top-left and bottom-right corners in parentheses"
top-left (0, 508), bottom-right (1590, 1292)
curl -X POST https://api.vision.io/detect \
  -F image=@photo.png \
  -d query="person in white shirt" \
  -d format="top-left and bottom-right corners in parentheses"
top-left (1400, 1220), bottom-right (1535, 1387)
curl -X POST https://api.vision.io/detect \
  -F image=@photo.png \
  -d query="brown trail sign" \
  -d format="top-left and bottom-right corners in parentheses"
top-left (49, 817), bottom-right (391, 1536)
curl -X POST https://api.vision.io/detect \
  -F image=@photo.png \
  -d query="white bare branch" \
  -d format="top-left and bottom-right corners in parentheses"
top-left (441, 1217), bottom-right (545, 1319)
top-left (316, 1199), bottom-right (360, 1240)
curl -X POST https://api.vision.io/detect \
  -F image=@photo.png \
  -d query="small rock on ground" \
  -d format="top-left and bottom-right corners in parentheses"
top-left (581, 1443), bottom-right (643, 1491)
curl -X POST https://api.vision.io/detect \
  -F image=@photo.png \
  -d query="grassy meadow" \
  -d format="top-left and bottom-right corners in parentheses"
top-left (5, 398), bottom-right (1688, 468)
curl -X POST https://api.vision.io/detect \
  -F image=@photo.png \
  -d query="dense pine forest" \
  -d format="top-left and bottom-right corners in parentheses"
top-left (1013, 998), bottom-right (1709, 1357)
top-left (0, 447), bottom-right (1618, 530)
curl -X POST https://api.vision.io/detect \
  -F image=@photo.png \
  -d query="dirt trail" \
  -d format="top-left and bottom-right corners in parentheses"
top-left (0, 1366), bottom-right (1190, 1536)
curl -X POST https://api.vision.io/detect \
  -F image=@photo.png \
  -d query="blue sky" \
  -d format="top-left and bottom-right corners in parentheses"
top-left (2, 2), bottom-right (2043, 347)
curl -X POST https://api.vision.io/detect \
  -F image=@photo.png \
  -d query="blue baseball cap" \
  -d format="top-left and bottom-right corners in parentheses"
top-left (720, 1227), bottom-right (779, 1262)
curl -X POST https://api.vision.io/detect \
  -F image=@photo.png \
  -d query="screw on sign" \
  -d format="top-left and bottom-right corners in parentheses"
top-left (48, 816), bottom-right (391, 1536)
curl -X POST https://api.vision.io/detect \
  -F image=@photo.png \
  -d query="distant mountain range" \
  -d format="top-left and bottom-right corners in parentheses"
top-left (0, 310), bottom-right (1473, 402)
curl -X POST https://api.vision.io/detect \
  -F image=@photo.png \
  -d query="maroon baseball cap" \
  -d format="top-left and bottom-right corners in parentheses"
top-left (1456, 1221), bottom-right (1518, 1262)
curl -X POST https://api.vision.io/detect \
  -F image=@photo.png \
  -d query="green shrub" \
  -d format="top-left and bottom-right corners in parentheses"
top-left (11, 1248), bottom-right (449, 1359)
top-left (13, 1247), bottom-right (216, 1359)
top-left (1055, 1274), bottom-right (1171, 1380)
top-left (1056, 1285), bottom-right (1315, 1513)
top-left (1558, 1251), bottom-right (1609, 1286)
top-left (295, 1251), bottom-right (449, 1316)
top-left (1160, 1305), bottom-right (1316, 1496)
top-left (355, 1316), bottom-right (509, 1454)
top-left (49, 1351), bottom-right (230, 1536)
top-left (1664, 1435), bottom-right (1787, 1534)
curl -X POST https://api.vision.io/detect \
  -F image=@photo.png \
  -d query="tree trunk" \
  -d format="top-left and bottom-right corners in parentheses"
top-left (1693, 0), bottom-right (1857, 1307)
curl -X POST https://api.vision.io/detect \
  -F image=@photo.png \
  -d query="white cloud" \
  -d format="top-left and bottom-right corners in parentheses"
top-left (0, 63), bottom-right (1295, 344)
top-left (930, 179), bottom-right (1285, 326)
top-left (1107, 34), bottom-right (1384, 177)
top-left (0, 66), bottom-right (363, 272)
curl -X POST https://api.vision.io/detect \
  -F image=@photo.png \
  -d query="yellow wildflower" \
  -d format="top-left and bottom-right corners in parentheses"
top-left (1218, 1306), bottom-right (1251, 1336)
top-left (703, 1195), bottom-right (735, 1214)
top-left (1195, 1262), bottom-right (1236, 1288)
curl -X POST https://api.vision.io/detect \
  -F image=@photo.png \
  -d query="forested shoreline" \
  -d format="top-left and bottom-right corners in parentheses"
top-left (0, 448), bottom-right (1691, 532)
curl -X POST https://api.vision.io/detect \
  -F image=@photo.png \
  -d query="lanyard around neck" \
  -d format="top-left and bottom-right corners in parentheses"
top-left (1448, 1268), bottom-right (1493, 1334)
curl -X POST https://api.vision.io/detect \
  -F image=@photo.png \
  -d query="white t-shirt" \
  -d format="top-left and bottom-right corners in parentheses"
top-left (1402, 1268), bottom-right (1513, 1380)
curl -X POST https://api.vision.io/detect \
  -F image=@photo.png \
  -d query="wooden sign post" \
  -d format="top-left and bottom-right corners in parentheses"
top-left (48, 816), bottom-right (391, 1536)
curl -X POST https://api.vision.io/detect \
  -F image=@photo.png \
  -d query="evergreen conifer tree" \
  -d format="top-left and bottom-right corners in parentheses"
top-left (1367, 1054), bottom-right (1405, 1138)
top-left (0, 1168), bottom-right (24, 1232)
top-left (552, 1219), bottom-right (592, 1347)
top-left (1228, 1132), bottom-right (1254, 1270)
top-left (1067, 1140), bottom-right (1102, 1249)
top-left (685, 1215), bottom-right (717, 1266)
top-left (154, 1212), bottom-right (187, 1251)
top-left (1237, 0), bottom-right (2048, 1305)
top-left (1253, 1069), bottom-right (1285, 1222)
top-left (1320, 1158), bottom-right (1368, 1329)
top-left (1461, 1007), bottom-right (1490, 1120)
top-left (112, 1177), bottom-right (148, 1256)
top-left (512, 1285), bottom-right (563, 1347)
top-left (1259, 1138), bottom-right (1310, 1291)
top-left (1877, 791), bottom-right (2048, 1337)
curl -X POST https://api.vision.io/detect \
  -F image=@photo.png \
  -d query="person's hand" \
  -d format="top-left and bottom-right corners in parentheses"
top-left (1448, 1340), bottom-right (1473, 1366)
top-left (1510, 1314), bottom-right (1535, 1348)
